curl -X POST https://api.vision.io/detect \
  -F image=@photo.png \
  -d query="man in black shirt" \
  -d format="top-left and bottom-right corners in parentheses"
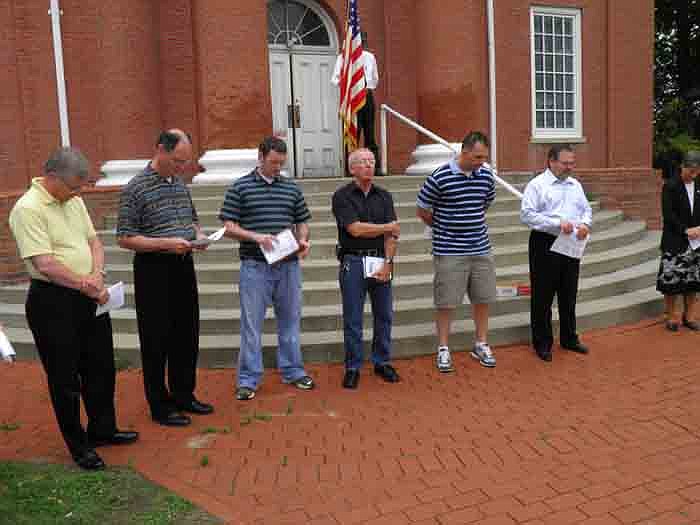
top-left (331, 149), bottom-right (400, 389)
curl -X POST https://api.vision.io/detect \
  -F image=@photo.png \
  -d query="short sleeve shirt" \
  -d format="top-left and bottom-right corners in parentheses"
top-left (116, 163), bottom-right (199, 241)
top-left (218, 170), bottom-right (312, 260)
top-left (9, 178), bottom-right (96, 281)
top-left (332, 182), bottom-right (397, 253)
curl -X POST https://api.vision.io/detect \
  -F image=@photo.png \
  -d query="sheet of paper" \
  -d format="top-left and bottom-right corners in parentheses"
top-left (191, 227), bottom-right (226, 247)
top-left (0, 329), bottom-right (16, 361)
top-left (363, 256), bottom-right (385, 278)
top-left (690, 237), bottom-right (700, 251)
top-left (96, 282), bottom-right (126, 317)
top-left (262, 229), bottom-right (300, 264)
top-left (550, 228), bottom-right (589, 260)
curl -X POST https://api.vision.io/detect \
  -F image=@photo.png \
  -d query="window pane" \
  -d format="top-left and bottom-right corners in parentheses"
top-left (535, 54), bottom-right (543, 71)
top-left (565, 93), bottom-right (574, 109)
top-left (565, 75), bottom-right (573, 91)
top-left (555, 75), bottom-right (564, 91)
top-left (536, 92), bottom-right (544, 109)
top-left (564, 18), bottom-right (573, 35)
top-left (556, 93), bottom-right (564, 108)
top-left (554, 17), bottom-right (563, 35)
top-left (535, 35), bottom-right (543, 52)
top-left (564, 37), bottom-right (573, 53)
top-left (544, 16), bottom-right (553, 33)
top-left (555, 36), bottom-right (563, 52)
top-left (555, 55), bottom-right (564, 72)
top-left (545, 36), bottom-right (553, 52)
top-left (536, 74), bottom-right (544, 90)
top-left (565, 55), bottom-right (574, 73)
top-left (546, 112), bottom-right (555, 128)
top-left (535, 15), bottom-right (543, 33)
top-left (546, 74), bottom-right (554, 90)
top-left (545, 54), bottom-right (554, 71)
top-left (566, 112), bottom-right (575, 128)
top-left (536, 111), bottom-right (545, 127)
top-left (556, 112), bottom-right (565, 128)
top-left (546, 93), bottom-right (555, 109)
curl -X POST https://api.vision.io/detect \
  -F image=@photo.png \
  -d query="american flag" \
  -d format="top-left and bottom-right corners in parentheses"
top-left (338, 0), bottom-right (366, 151)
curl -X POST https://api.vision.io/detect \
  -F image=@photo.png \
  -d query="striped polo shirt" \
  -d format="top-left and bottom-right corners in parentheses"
top-left (218, 169), bottom-right (312, 260)
top-left (117, 163), bottom-right (199, 241)
top-left (416, 158), bottom-right (496, 256)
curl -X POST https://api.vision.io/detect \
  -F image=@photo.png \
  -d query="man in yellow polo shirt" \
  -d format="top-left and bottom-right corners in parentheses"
top-left (9, 147), bottom-right (138, 470)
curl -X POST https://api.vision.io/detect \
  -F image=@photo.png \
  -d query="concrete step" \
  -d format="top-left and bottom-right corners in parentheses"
top-left (95, 221), bottom-right (646, 272)
top-left (94, 229), bottom-right (660, 285)
top-left (184, 177), bottom-right (529, 199)
top-left (3, 285), bottom-right (663, 366)
top-left (95, 202), bottom-right (606, 247)
top-left (0, 236), bottom-right (661, 308)
top-left (0, 257), bottom-right (659, 335)
top-left (99, 212), bottom-right (635, 265)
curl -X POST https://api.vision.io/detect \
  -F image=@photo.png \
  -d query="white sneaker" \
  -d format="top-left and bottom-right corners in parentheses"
top-left (470, 342), bottom-right (496, 368)
top-left (436, 346), bottom-right (454, 373)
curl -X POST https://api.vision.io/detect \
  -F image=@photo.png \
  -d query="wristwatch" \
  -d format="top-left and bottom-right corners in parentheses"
top-left (98, 268), bottom-right (107, 277)
top-left (385, 257), bottom-right (394, 264)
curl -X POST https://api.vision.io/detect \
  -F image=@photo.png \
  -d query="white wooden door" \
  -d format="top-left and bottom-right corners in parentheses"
top-left (292, 54), bottom-right (341, 178)
top-left (268, 51), bottom-right (296, 177)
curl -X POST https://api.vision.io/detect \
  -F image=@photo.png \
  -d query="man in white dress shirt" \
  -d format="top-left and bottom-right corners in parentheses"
top-left (520, 144), bottom-right (592, 362)
top-left (331, 33), bottom-right (379, 166)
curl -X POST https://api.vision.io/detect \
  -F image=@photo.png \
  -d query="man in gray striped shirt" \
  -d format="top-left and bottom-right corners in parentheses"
top-left (219, 136), bottom-right (314, 401)
top-left (416, 131), bottom-right (497, 373)
top-left (117, 130), bottom-right (213, 426)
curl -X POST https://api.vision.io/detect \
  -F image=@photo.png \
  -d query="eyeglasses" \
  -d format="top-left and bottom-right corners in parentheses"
top-left (351, 158), bottom-right (376, 167)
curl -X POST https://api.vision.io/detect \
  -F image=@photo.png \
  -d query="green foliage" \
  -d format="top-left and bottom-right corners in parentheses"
top-left (0, 462), bottom-right (221, 525)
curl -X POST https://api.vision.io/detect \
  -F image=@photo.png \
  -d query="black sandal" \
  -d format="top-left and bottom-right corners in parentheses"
top-left (665, 321), bottom-right (680, 332)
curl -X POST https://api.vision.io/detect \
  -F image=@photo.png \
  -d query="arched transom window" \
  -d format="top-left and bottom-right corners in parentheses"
top-left (267, 0), bottom-right (333, 48)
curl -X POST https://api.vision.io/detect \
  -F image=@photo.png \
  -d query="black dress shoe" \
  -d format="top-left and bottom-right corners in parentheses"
top-left (535, 347), bottom-right (552, 362)
top-left (176, 399), bottom-right (214, 415)
top-left (374, 364), bottom-right (400, 383)
top-left (89, 430), bottom-right (139, 448)
top-left (561, 342), bottom-right (589, 354)
top-left (152, 412), bottom-right (191, 427)
top-left (342, 369), bottom-right (360, 389)
top-left (683, 317), bottom-right (700, 331)
top-left (73, 449), bottom-right (105, 471)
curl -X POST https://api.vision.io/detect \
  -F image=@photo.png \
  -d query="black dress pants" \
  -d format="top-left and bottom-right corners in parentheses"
top-left (133, 252), bottom-right (199, 418)
top-left (528, 230), bottom-right (581, 351)
top-left (357, 89), bottom-right (378, 161)
top-left (25, 279), bottom-right (117, 458)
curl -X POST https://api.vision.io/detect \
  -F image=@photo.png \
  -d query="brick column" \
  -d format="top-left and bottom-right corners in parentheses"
top-left (414, 0), bottom-right (489, 143)
top-left (0, 1), bottom-right (29, 192)
top-left (99, 1), bottom-right (162, 162)
top-left (191, 1), bottom-right (273, 150)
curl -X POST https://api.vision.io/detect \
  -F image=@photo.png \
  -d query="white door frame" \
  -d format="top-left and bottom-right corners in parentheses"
top-left (267, 0), bottom-right (341, 177)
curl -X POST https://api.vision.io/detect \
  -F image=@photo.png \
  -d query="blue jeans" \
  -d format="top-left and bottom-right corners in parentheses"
top-left (238, 259), bottom-right (307, 389)
top-left (339, 255), bottom-right (393, 370)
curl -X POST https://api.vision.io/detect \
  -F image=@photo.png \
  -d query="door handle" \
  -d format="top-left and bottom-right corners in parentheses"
top-left (287, 104), bottom-right (301, 128)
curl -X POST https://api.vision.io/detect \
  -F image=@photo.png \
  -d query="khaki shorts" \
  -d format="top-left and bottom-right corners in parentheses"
top-left (433, 254), bottom-right (497, 307)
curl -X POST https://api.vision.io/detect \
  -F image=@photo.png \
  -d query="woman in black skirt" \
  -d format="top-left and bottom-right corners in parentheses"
top-left (658, 151), bottom-right (700, 331)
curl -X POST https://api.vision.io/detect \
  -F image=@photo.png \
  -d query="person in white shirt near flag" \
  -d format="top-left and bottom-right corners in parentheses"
top-left (520, 144), bottom-right (592, 362)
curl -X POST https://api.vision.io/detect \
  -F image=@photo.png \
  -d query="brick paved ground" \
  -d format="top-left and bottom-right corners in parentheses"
top-left (2, 319), bottom-right (700, 525)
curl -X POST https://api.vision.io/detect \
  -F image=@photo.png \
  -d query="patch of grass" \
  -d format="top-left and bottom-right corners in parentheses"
top-left (239, 415), bottom-right (252, 426)
top-left (201, 426), bottom-right (230, 435)
top-left (286, 400), bottom-right (294, 415)
top-left (253, 411), bottom-right (272, 422)
top-left (0, 423), bottom-right (20, 432)
top-left (114, 356), bottom-right (132, 372)
top-left (0, 461), bottom-right (222, 525)
top-left (199, 455), bottom-right (210, 468)
top-left (281, 455), bottom-right (288, 467)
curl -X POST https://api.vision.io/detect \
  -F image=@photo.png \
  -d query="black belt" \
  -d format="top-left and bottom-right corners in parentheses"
top-left (341, 248), bottom-right (384, 258)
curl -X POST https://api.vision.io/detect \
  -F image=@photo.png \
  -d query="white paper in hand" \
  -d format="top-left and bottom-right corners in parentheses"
top-left (690, 237), bottom-right (700, 251)
top-left (550, 227), bottom-right (588, 260)
top-left (363, 256), bottom-right (385, 278)
top-left (0, 328), bottom-right (16, 362)
top-left (191, 227), bottom-right (227, 247)
top-left (261, 229), bottom-right (299, 264)
top-left (96, 282), bottom-right (126, 317)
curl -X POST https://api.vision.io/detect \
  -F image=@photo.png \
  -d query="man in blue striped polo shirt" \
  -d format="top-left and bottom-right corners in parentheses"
top-left (416, 131), bottom-right (497, 372)
top-left (219, 136), bottom-right (314, 401)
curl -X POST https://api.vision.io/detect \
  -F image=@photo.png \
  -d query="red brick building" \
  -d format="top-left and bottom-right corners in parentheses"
top-left (0, 0), bottom-right (656, 279)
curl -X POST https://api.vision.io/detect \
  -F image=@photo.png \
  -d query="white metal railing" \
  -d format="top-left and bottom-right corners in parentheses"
top-left (379, 104), bottom-right (523, 199)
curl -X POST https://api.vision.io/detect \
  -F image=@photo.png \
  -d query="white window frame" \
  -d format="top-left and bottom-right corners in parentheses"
top-left (530, 6), bottom-right (583, 141)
